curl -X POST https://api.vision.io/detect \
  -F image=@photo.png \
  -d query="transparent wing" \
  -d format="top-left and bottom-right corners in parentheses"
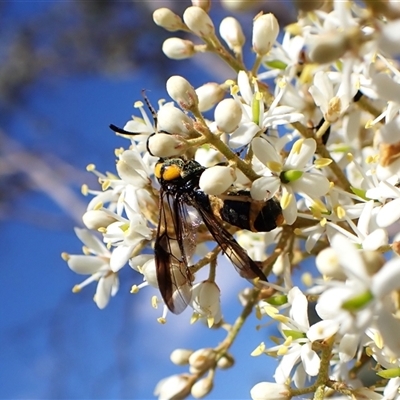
top-left (155, 191), bottom-right (194, 314)
top-left (195, 203), bottom-right (267, 282)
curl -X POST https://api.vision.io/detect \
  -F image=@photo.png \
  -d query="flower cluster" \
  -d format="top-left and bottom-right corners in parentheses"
top-left (63, 0), bottom-right (400, 399)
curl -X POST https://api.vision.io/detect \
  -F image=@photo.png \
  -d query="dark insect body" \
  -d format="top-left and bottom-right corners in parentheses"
top-left (154, 157), bottom-right (283, 314)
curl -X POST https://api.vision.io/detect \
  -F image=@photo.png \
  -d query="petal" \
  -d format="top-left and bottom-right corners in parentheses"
top-left (285, 138), bottom-right (316, 170)
top-left (288, 287), bottom-right (309, 330)
top-left (252, 137), bottom-right (282, 165)
top-left (110, 244), bottom-right (133, 272)
top-left (290, 173), bottom-right (330, 196)
top-left (281, 185), bottom-right (297, 225)
top-left (229, 122), bottom-right (260, 148)
top-left (307, 320), bottom-right (340, 342)
top-left (237, 70), bottom-right (253, 105)
top-left (300, 343), bottom-right (320, 376)
top-left (74, 227), bottom-right (109, 256)
top-left (251, 176), bottom-right (280, 200)
top-left (94, 274), bottom-right (115, 309)
top-left (274, 345), bottom-right (301, 384)
top-left (338, 333), bottom-right (358, 362)
top-left (376, 198), bottom-right (400, 228)
top-left (376, 307), bottom-right (400, 354)
top-left (67, 255), bottom-right (107, 274)
top-left (372, 258), bottom-right (400, 298)
top-left (362, 228), bottom-right (388, 251)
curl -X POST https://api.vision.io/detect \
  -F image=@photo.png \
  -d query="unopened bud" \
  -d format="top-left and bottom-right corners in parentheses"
top-left (220, 0), bottom-right (258, 12)
top-left (214, 98), bottom-right (242, 133)
top-left (153, 8), bottom-right (185, 32)
top-left (196, 83), bottom-right (225, 112)
top-left (162, 37), bottom-right (196, 60)
top-left (157, 104), bottom-right (193, 136)
top-left (199, 165), bottom-right (235, 195)
top-left (191, 377), bottom-right (213, 398)
top-left (166, 75), bottom-right (199, 110)
top-left (252, 13), bottom-right (279, 55)
top-left (82, 209), bottom-right (117, 230)
top-left (217, 353), bottom-right (235, 369)
top-left (183, 6), bottom-right (215, 38)
top-left (148, 133), bottom-right (186, 157)
top-left (170, 348), bottom-right (194, 365)
top-left (188, 348), bottom-right (216, 370)
top-left (219, 17), bottom-right (245, 53)
top-left (308, 31), bottom-right (349, 64)
top-left (191, 0), bottom-right (211, 13)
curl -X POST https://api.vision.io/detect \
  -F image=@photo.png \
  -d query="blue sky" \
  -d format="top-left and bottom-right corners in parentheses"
top-left (0, 4), bottom-right (288, 400)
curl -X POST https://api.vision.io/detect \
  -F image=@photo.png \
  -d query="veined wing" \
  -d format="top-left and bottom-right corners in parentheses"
top-left (193, 199), bottom-right (267, 282)
top-left (155, 190), bottom-right (194, 314)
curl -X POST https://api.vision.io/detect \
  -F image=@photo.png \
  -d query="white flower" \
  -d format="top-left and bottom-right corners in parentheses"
top-left (228, 71), bottom-right (304, 148)
top-left (251, 137), bottom-right (330, 224)
top-left (64, 228), bottom-right (118, 309)
top-left (190, 281), bottom-right (222, 327)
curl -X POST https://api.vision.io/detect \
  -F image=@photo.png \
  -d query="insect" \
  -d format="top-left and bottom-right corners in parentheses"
top-left (110, 95), bottom-right (283, 314)
top-left (153, 157), bottom-right (283, 314)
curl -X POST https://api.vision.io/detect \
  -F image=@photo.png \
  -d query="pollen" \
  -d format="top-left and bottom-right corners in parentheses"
top-left (281, 192), bottom-right (293, 210)
top-left (81, 184), bottom-right (89, 196)
top-left (207, 316), bottom-right (214, 328)
top-left (292, 138), bottom-right (304, 154)
top-left (334, 205), bottom-right (346, 219)
top-left (151, 296), bottom-right (158, 309)
top-left (302, 272), bottom-right (313, 286)
top-left (161, 164), bottom-right (182, 181)
top-left (266, 161), bottom-right (282, 173)
top-left (86, 163), bottom-right (95, 171)
top-left (191, 312), bottom-right (201, 324)
top-left (157, 317), bottom-right (167, 324)
top-left (72, 285), bottom-right (81, 293)
top-left (94, 202), bottom-right (103, 210)
top-left (61, 252), bottom-right (70, 261)
top-left (314, 158), bottom-right (332, 168)
top-left (130, 285), bottom-right (139, 294)
top-left (134, 100), bottom-right (144, 108)
top-left (101, 180), bottom-right (111, 191)
top-left (251, 342), bottom-right (265, 356)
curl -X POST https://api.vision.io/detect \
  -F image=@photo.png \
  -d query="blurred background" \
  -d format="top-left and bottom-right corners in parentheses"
top-left (0, 2), bottom-right (298, 399)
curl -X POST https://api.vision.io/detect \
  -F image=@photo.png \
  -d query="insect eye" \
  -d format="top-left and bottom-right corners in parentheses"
top-left (154, 162), bottom-right (182, 181)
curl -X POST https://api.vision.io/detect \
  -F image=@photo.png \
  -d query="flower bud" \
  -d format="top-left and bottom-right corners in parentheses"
top-left (188, 348), bottom-right (216, 370)
top-left (166, 75), bottom-right (199, 111)
top-left (82, 209), bottom-right (117, 230)
top-left (220, 0), bottom-right (258, 11)
top-left (199, 165), bottom-right (235, 195)
top-left (252, 13), bottom-right (279, 56)
top-left (157, 104), bottom-right (194, 136)
top-left (219, 17), bottom-right (245, 53)
top-left (191, 0), bottom-right (211, 13)
top-left (183, 6), bottom-right (215, 38)
top-left (196, 82), bottom-right (225, 112)
top-left (170, 348), bottom-right (194, 365)
top-left (148, 133), bottom-right (187, 157)
top-left (214, 98), bottom-right (242, 133)
top-left (162, 37), bottom-right (196, 60)
top-left (191, 377), bottom-right (213, 398)
top-left (153, 8), bottom-right (185, 32)
top-left (216, 353), bottom-right (235, 369)
top-left (154, 374), bottom-right (191, 400)
top-left (250, 382), bottom-right (291, 400)
top-left (308, 31), bottom-right (349, 64)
